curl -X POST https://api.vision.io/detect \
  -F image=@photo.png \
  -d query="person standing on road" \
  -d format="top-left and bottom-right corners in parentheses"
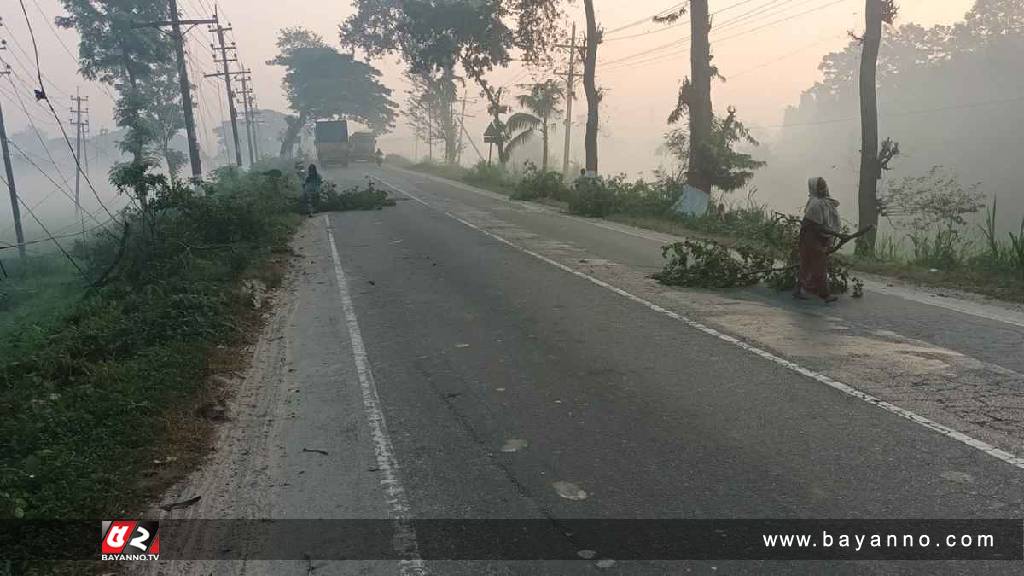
top-left (795, 177), bottom-right (849, 303)
top-left (302, 164), bottom-right (323, 217)
top-left (375, 148), bottom-right (384, 167)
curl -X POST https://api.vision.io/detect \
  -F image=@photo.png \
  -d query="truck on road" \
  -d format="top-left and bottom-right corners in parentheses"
top-left (349, 132), bottom-right (377, 162)
top-left (314, 120), bottom-right (350, 167)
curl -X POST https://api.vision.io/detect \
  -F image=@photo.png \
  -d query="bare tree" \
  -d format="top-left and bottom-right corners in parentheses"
top-left (856, 0), bottom-right (899, 253)
top-left (582, 0), bottom-right (600, 175)
top-left (688, 0), bottom-right (715, 193)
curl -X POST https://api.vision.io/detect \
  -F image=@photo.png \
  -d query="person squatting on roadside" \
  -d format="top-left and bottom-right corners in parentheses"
top-left (795, 176), bottom-right (850, 303)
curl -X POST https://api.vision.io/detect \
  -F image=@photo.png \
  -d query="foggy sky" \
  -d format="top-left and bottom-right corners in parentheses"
top-left (2, 0), bottom-right (974, 177)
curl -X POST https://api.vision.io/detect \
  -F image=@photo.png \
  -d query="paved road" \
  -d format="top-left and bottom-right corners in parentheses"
top-left (146, 164), bottom-right (1024, 575)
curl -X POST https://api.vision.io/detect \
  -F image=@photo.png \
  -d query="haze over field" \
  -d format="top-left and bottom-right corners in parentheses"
top-left (5, 0), bottom-right (1018, 242)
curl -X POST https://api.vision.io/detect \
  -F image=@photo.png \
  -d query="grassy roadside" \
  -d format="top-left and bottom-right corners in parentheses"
top-left (403, 162), bottom-right (1024, 303)
top-left (0, 165), bottom-right (301, 529)
top-left (607, 213), bottom-right (1024, 302)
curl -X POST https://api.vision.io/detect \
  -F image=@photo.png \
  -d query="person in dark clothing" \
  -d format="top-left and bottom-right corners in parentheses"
top-left (302, 164), bottom-right (323, 217)
top-left (795, 177), bottom-right (850, 303)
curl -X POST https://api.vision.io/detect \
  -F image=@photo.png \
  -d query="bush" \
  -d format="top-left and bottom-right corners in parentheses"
top-left (512, 162), bottom-right (570, 201)
top-left (0, 166), bottom-right (301, 526)
top-left (568, 177), bottom-right (618, 217)
top-left (463, 161), bottom-right (513, 191)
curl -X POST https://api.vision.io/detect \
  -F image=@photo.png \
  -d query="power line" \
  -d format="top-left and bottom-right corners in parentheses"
top-left (0, 171), bottom-right (85, 276)
top-left (603, 2), bottom-right (687, 36)
top-left (602, 0), bottom-right (851, 72)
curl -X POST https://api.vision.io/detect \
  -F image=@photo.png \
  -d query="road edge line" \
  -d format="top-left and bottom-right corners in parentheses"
top-left (372, 176), bottom-right (1024, 473)
top-left (325, 216), bottom-right (429, 575)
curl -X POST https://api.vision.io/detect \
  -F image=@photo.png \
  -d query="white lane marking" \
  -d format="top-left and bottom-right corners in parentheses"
top-left (367, 172), bottom-right (431, 207)
top-left (387, 168), bottom-right (1024, 331)
top-left (325, 217), bottom-right (428, 576)
top-left (372, 179), bottom-right (1024, 472)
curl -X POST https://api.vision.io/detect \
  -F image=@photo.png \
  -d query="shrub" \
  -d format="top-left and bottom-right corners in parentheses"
top-left (568, 177), bottom-right (618, 217)
top-left (512, 162), bottom-right (570, 201)
top-left (0, 166), bottom-right (301, 527)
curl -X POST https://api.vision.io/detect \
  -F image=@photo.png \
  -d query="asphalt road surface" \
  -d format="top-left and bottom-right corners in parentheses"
top-left (144, 164), bottom-right (1024, 575)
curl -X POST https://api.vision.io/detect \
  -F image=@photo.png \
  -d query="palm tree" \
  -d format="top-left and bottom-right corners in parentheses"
top-left (502, 113), bottom-right (542, 162)
top-left (514, 80), bottom-right (564, 171)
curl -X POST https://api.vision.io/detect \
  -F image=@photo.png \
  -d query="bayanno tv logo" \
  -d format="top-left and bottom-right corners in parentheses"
top-left (101, 521), bottom-right (161, 561)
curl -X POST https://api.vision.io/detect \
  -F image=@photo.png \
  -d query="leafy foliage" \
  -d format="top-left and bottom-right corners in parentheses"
top-left (665, 104), bottom-right (765, 193)
top-left (512, 161), bottom-right (571, 201)
top-left (879, 166), bottom-right (984, 268)
top-left (269, 27), bottom-right (398, 153)
top-left (57, 0), bottom-right (180, 165)
top-left (405, 70), bottom-right (460, 163)
top-left (653, 238), bottom-right (852, 294)
top-left (316, 181), bottom-right (397, 212)
top-left (340, 0), bottom-right (566, 166)
top-left (1, 168), bottom-right (300, 529)
top-left (653, 240), bottom-right (773, 288)
top-left (515, 80), bottom-right (564, 171)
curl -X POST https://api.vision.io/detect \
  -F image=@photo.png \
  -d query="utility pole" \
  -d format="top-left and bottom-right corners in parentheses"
top-left (207, 18), bottom-right (243, 167)
top-left (250, 98), bottom-right (263, 161)
top-left (168, 0), bottom-right (204, 183)
top-left (71, 88), bottom-right (89, 230)
top-left (0, 63), bottom-right (25, 258)
top-left (555, 23), bottom-right (577, 178)
top-left (136, 1), bottom-right (215, 183)
top-left (456, 89), bottom-right (470, 164)
top-left (237, 69), bottom-right (255, 166)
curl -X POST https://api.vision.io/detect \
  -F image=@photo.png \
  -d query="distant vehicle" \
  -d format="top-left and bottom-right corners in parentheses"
top-left (349, 132), bottom-right (377, 162)
top-left (314, 120), bottom-right (350, 167)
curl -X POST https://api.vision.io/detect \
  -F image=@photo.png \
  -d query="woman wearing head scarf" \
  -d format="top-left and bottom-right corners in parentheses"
top-left (796, 177), bottom-right (849, 302)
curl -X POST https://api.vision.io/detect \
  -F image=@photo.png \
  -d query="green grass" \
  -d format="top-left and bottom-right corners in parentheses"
top-left (0, 167), bottom-right (302, 532)
top-left (0, 255), bottom-right (83, 347)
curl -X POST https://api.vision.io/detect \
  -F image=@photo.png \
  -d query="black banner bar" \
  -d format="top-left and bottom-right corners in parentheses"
top-left (1, 519), bottom-right (1021, 561)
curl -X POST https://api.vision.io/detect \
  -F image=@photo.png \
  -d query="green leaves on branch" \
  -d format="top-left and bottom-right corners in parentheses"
top-left (653, 238), bottom-right (852, 294)
top-left (270, 27), bottom-right (398, 134)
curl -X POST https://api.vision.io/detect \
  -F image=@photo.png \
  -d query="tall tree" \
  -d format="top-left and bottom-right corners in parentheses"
top-left (856, 0), bottom-right (899, 253)
top-left (516, 80), bottom-right (563, 171)
top-left (269, 27), bottom-right (397, 156)
top-left (143, 70), bottom-right (186, 177)
top-left (582, 0), bottom-right (600, 175)
top-left (340, 0), bottom-right (565, 166)
top-left (57, 0), bottom-right (177, 167)
top-left (405, 70), bottom-right (460, 164)
top-left (688, 0), bottom-right (715, 193)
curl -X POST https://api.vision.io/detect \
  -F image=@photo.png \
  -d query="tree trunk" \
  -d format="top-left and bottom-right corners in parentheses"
top-left (280, 112), bottom-right (306, 158)
top-left (687, 0), bottom-right (714, 194)
top-left (857, 0), bottom-right (883, 253)
top-left (541, 116), bottom-right (549, 172)
top-left (583, 0), bottom-right (599, 175)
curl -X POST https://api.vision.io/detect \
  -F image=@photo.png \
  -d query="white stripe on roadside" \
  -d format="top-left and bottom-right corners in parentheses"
top-left (325, 216), bottom-right (429, 576)
top-left (370, 175), bottom-right (1024, 472)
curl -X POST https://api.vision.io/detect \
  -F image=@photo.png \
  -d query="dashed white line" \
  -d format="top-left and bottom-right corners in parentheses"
top-left (370, 174), bottom-right (1024, 472)
top-left (325, 216), bottom-right (429, 575)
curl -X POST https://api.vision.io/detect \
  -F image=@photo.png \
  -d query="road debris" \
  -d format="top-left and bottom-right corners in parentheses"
top-left (501, 439), bottom-right (528, 453)
top-left (159, 495), bottom-right (201, 511)
top-left (552, 481), bottom-right (588, 501)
